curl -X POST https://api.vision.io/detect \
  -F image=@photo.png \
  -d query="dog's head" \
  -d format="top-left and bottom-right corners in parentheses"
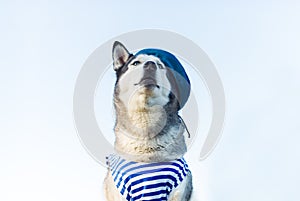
top-left (112, 41), bottom-right (190, 139)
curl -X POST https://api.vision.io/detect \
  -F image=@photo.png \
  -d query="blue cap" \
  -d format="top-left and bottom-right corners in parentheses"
top-left (136, 48), bottom-right (190, 109)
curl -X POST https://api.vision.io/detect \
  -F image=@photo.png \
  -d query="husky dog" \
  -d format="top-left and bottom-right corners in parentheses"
top-left (103, 41), bottom-right (193, 201)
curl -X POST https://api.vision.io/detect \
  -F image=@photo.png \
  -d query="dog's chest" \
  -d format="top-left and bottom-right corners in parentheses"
top-left (106, 154), bottom-right (190, 201)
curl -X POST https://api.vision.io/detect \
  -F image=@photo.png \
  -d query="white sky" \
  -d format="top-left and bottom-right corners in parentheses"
top-left (1, 1), bottom-right (300, 201)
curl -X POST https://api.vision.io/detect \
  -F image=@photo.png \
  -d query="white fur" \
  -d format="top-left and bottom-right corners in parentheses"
top-left (117, 54), bottom-right (172, 139)
top-left (118, 55), bottom-right (171, 109)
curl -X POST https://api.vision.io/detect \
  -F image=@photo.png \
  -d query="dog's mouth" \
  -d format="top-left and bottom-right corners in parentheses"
top-left (134, 77), bottom-right (160, 89)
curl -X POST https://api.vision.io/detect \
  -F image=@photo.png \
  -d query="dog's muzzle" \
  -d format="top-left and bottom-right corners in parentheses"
top-left (134, 61), bottom-right (160, 89)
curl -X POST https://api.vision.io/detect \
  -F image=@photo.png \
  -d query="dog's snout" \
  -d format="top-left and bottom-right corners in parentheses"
top-left (143, 61), bottom-right (157, 71)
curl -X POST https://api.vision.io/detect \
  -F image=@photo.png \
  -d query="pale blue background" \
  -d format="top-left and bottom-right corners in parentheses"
top-left (1, 1), bottom-right (300, 200)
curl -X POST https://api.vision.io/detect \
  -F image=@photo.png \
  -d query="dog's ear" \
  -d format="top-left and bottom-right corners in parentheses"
top-left (112, 41), bottom-right (131, 71)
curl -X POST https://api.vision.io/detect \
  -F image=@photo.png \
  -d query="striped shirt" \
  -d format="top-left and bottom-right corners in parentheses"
top-left (106, 154), bottom-right (190, 201)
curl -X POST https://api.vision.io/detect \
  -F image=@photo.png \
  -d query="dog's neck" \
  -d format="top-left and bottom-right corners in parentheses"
top-left (127, 104), bottom-right (168, 138)
top-left (114, 105), bottom-right (187, 162)
top-left (114, 123), bottom-right (187, 163)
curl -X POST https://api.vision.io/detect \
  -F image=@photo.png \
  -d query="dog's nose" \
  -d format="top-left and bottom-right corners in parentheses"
top-left (143, 61), bottom-right (157, 71)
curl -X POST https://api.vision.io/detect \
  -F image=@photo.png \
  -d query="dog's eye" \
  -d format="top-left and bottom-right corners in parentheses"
top-left (132, 61), bottom-right (141, 66)
top-left (158, 63), bottom-right (164, 69)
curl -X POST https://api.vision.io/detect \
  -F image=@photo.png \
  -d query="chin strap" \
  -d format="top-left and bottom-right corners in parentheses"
top-left (178, 115), bottom-right (191, 138)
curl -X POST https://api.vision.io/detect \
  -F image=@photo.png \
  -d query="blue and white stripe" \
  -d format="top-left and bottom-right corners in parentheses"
top-left (106, 154), bottom-right (190, 201)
